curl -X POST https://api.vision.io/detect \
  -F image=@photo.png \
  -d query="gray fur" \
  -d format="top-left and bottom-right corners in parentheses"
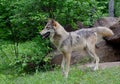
top-left (40, 19), bottom-right (114, 78)
top-left (76, 29), bottom-right (96, 38)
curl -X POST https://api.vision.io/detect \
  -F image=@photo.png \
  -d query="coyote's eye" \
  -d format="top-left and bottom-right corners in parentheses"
top-left (46, 27), bottom-right (49, 29)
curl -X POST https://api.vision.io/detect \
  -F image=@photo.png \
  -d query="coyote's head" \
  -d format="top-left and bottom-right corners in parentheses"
top-left (40, 19), bottom-right (57, 39)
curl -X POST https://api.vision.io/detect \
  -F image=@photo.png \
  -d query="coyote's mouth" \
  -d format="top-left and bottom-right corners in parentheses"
top-left (42, 32), bottom-right (50, 39)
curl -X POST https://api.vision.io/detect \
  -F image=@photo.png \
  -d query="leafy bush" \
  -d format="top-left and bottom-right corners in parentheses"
top-left (0, 36), bottom-right (52, 73)
top-left (0, 0), bottom-right (116, 74)
top-left (115, 0), bottom-right (120, 16)
top-left (0, 0), bottom-right (108, 41)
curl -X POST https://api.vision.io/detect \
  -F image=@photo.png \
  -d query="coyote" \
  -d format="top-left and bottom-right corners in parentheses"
top-left (40, 19), bottom-right (114, 78)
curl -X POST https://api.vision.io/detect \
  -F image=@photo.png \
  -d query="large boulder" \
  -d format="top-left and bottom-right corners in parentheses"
top-left (64, 24), bottom-right (74, 32)
top-left (105, 21), bottom-right (120, 46)
top-left (93, 17), bottom-right (118, 27)
top-left (96, 41), bottom-right (120, 62)
top-left (50, 41), bottom-right (120, 65)
top-left (64, 21), bottom-right (85, 32)
top-left (50, 50), bottom-right (88, 65)
top-left (93, 17), bottom-right (119, 42)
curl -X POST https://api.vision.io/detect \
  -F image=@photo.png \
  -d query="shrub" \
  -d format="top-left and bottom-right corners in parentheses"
top-left (115, 0), bottom-right (120, 16)
top-left (0, 0), bottom-right (108, 41)
top-left (0, 36), bottom-right (53, 73)
top-left (0, 0), bottom-right (110, 74)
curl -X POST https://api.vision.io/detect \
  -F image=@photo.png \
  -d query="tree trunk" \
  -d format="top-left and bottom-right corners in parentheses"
top-left (109, 0), bottom-right (114, 17)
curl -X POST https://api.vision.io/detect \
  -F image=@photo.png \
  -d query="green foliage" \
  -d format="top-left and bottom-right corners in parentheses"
top-left (0, 37), bottom-right (52, 73)
top-left (115, 0), bottom-right (120, 16)
top-left (0, 0), bottom-right (108, 41)
top-left (0, 0), bottom-right (116, 74)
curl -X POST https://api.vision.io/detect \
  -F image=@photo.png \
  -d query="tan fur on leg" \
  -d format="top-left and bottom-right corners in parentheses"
top-left (62, 51), bottom-right (71, 78)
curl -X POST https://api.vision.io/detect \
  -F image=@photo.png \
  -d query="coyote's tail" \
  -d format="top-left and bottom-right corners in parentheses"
top-left (93, 27), bottom-right (114, 37)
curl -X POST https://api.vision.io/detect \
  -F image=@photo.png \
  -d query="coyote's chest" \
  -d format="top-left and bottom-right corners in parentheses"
top-left (50, 38), bottom-right (60, 47)
top-left (50, 33), bottom-right (62, 47)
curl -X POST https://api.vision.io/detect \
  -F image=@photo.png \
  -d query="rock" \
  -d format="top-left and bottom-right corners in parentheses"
top-left (96, 41), bottom-right (120, 62)
top-left (105, 21), bottom-right (120, 46)
top-left (93, 17), bottom-right (118, 27)
top-left (64, 21), bottom-right (85, 32)
top-left (76, 21), bottom-right (85, 29)
top-left (98, 62), bottom-right (120, 69)
top-left (93, 17), bottom-right (119, 43)
top-left (64, 24), bottom-right (74, 32)
top-left (79, 62), bottom-right (120, 70)
top-left (50, 50), bottom-right (88, 65)
top-left (50, 41), bottom-right (120, 65)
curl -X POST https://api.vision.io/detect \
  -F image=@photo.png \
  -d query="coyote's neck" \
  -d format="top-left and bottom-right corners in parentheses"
top-left (55, 22), bottom-right (69, 37)
top-left (50, 22), bottom-right (69, 47)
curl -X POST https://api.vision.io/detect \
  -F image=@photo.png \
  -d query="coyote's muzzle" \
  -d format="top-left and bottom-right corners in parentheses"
top-left (40, 31), bottom-right (50, 39)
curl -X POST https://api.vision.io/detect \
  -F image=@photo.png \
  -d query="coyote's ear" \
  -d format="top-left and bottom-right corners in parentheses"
top-left (51, 19), bottom-right (57, 27)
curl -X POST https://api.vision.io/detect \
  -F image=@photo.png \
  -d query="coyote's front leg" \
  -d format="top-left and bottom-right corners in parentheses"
top-left (61, 51), bottom-right (71, 78)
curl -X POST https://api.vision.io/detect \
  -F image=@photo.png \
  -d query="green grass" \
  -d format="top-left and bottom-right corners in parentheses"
top-left (0, 66), bottom-right (119, 84)
top-left (0, 40), bottom-right (119, 84)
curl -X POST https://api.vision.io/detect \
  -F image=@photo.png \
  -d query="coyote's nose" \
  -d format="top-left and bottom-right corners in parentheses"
top-left (39, 32), bottom-right (42, 37)
top-left (39, 31), bottom-right (42, 35)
